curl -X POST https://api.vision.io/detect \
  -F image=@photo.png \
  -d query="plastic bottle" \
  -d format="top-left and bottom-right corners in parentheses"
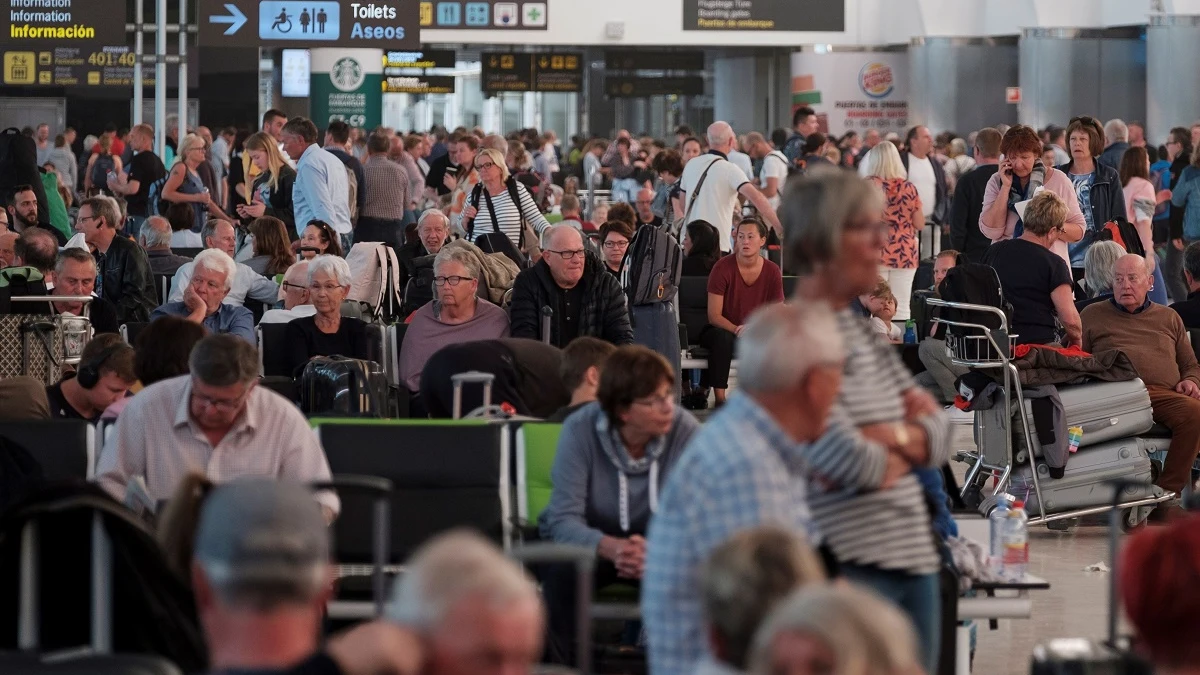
top-left (903, 319), bottom-right (917, 344)
top-left (1002, 500), bottom-right (1029, 581)
top-left (988, 497), bottom-right (1010, 576)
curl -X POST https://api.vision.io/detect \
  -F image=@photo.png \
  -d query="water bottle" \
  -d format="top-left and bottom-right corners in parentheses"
top-left (988, 497), bottom-right (1010, 576)
top-left (1001, 500), bottom-right (1029, 581)
top-left (903, 319), bottom-right (917, 344)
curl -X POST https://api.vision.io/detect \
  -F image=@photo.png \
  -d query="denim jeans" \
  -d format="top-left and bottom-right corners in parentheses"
top-left (1164, 244), bottom-right (1188, 304)
top-left (611, 178), bottom-right (640, 204)
top-left (840, 564), bottom-right (941, 674)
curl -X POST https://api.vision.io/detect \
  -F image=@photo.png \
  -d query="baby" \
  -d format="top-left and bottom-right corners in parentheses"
top-left (868, 280), bottom-right (903, 343)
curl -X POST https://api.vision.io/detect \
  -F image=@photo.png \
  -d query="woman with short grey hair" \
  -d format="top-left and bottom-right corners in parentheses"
top-left (283, 254), bottom-right (369, 376)
top-left (398, 246), bottom-right (509, 399)
top-left (782, 170), bottom-right (950, 672)
top-left (1079, 240), bottom-right (1126, 310)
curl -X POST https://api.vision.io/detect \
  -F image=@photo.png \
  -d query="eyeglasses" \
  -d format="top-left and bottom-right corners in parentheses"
top-left (433, 275), bottom-right (472, 286)
top-left (76, 214), bottom-right (96, 223)
top-left (635, 199), bottom-right (654, 205)
top-left (308, 283), bottom-right (344, 294)
top-left (602, 240), bottom-right (629, 250)
top-left (1069, 116), bottom-right (1098, 126)
top-left (547, 249), bottom-right (586, 260)
top-left (281, 281), bottom-right (306, 292)
top-left (191, 385), bottom-right (250, 413)
top-left (475, 161), bottom-right (496, 170)
top-left (632, 392), bottom-right (674, 410)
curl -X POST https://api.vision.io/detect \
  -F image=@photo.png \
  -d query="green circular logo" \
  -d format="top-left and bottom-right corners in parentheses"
top-left (331, 57), bottom-right (364, 92)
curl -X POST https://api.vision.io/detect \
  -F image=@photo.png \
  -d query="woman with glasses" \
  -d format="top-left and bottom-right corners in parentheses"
top-left (162, 133), bottom-right (231, 232)
top-left (283, 254), bottom-right (369, 377)
top-left (699, 217), bottom-right (784, 407)
top-left (598, 220), bottom-right (635, 277)
top-left (538, 345), bottom-right (700, 665)
top-left (980, 124), bottom-right (1085, 271)
top-left (459, 147), bottom-right (551, 260)
top-left (299, 220), bottom-right (343, 260)
top-left (398, 247), bottom-right (510, 400)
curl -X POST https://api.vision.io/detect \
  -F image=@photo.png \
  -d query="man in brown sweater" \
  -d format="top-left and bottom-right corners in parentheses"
top-left (1082, 254), bottom-right (1200, 520)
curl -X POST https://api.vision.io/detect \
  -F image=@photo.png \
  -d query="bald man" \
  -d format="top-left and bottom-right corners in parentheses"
top-left (635, 187), bottom-right (663, 228)
top-left (138, 215), bottom-right (192, 276)
top-left (1082, 254), bottom-right (1200, 521)
top-left (678, 121), bottom-right (781, 253)
top-left (508, 225), bottom-right (633, 348)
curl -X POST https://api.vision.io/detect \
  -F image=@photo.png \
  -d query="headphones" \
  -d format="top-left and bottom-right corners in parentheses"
top-left (77, 342), bottom-right (131, 390)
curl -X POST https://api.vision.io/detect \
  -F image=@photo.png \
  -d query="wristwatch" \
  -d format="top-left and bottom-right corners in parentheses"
top-left (893, 422), bottom-right (910, 447)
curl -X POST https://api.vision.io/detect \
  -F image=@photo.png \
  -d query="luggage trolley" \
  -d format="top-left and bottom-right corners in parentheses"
top-left (926, 298), bottom-right (1174, 529)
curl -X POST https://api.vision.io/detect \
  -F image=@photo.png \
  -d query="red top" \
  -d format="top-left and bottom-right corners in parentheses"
top-left (707, 254), bottom-right (784, 327)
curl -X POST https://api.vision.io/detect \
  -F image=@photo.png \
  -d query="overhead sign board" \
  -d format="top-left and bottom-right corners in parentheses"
top-left (482, 51), bottom-right (581, 94)
top-left (3, 44), bottom-right (199, 87)
top-left (418, 1), bottom-right (547, 30)
top-left (200, 0), bottom-right (419, 48)
top-left (383, 74), bottom-right (454, 93)
top-left (383, 47), bottom-right (455, 69)
top-left (2, 0), bottom-right (126, 47)
top-left (605, 76), bottom-right (704, 97)
top-left (682, 0), bottom-right (844, 32)
top-left (605, 50), bottom-right (705, 72)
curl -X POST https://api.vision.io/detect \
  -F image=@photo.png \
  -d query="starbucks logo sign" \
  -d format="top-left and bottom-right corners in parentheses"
top-left (330, 57), bottom-right (364, 92)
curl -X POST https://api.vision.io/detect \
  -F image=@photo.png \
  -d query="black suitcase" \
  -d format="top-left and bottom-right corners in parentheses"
top-left (1028, 481), bottom-right (1153, 674)
top-left (631, 302), bottom-right (682, 387)
top-left (299, 356), bottom-right (387, 417)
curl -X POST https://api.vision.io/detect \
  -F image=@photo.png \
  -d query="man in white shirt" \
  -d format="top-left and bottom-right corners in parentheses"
top-left (168, 219), bottom-right (281, 307)
top-left (901, 125), bottom-right (948, 257)
top-left (259, 260), bottom-right (317, 324)
top-left (744, 132), bottom-right (789, 210)
top-left (679, 122), bottom-right (781, 253)
top-left (280, 117), bottom-right (352, 245)
top-left (727, 135), bottom-right (755, 182)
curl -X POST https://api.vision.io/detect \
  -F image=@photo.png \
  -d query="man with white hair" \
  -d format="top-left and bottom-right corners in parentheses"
top-left (387, 530), bottom-right (545, 675)
top-left (679, 121), bottom-right (781, 253)
top-left (398, 209), bottom-right (452, 290)
top-left (138, 215), bottom-right (192, 276)
top-left (1098, 118), bottom-right (1130, 171)
top-left (168, 219), bottom-right (280, 307)
top-left (645, 301), bottom-right (901, 675)
top-left (508, 224), bottom-right (633, 348)
top-left (259, 260), bottom-right (316, 324)
top-left (151, 248), bottom-right (254, 343)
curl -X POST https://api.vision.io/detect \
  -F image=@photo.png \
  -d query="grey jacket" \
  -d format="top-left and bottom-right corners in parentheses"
top-left (538, 402), bottom-right (700, 548)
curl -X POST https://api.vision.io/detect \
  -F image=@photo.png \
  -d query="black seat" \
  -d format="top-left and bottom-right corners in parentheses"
top-left (0, 421), bottom-right (94, 482)
top-left (677, 276), bottom-right (710, 353)
top-left (259, 322), bottom-right (292, 377)
top-left (120, 322), bottom-right (150, 347)
top-left (152, 274), bottom-right (173, 305)
top-left (0, 652), bottom-right (183, 675)
top-left (172, 247), bottom-right (203, 259)
top-left (243, 299), bottom-right (267, 324)
top-left (315, 422), bottom-right (510, 564)
top-left (782, 275), bottom-right (797, 297)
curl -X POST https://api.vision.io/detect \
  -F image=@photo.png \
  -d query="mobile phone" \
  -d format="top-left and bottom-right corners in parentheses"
top-left (446, 166), bottom-right (459, 177)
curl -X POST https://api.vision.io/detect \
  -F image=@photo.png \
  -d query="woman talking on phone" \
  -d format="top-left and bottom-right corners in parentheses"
top-left (980, 124), bottom-right (1085, 270)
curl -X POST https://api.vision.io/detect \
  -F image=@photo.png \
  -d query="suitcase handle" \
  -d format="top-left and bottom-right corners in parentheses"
top-left (311, 476), bottom-right (393, 617)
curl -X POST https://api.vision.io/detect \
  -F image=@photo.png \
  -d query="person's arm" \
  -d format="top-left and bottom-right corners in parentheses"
top-left (707, 293), bottom-right (739, 333)
top-left (296, 161), bottom-right (338, 224)
top-left (761, 176), bottom-right (780, 200)
top-left (93, 396), bottom-right (147, 501)
top-left (83, 155), bottom-right (97, 191)
top-left (738, 183), bottom-right (781, 235)
top-left (1056, 174), bottom-right (1086, 243)
top-left (246, 267), bottom-right (283, 303)
top-left (1051, 284), bottom-right (1083, 348)
top-left (601, 275), bottom-right (634, 345)
top-left (537, 422), bottom-right (611, 549)
top-left (911, 187), bottom-right (926, 231)
top-left (227, 306), bottom-right (256, 344)
top-left (517, 184), bottom-right (551, 234)
top-left (979, 173), bottom-right (1011, 240)
top-left (803, 408), bottom-right (895, 491)
top-left (161, 165), bottom-right (199, 204)
top-left (507, 273), bottom-right (541, 339)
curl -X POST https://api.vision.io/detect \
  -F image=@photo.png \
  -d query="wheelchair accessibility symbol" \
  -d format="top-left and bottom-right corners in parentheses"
top-left (259, 1), bottom-right (340, 40)
top-left (270, 8), bottom-right (292, 32)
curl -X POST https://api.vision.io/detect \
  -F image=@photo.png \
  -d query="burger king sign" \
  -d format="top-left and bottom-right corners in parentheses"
top-left (859, 62), bottom-right (894, 99)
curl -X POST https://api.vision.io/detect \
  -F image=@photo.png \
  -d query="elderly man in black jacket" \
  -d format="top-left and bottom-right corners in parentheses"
top-left (73, 196), bottom-right (157, 322)
top-left (509, 225), bottom-right (633, 348)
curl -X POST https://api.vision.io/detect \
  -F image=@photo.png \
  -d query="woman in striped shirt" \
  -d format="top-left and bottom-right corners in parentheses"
top-left (460, 147), bottom-right (551, 255)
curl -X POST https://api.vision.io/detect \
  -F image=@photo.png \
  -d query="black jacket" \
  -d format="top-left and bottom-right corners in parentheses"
top-left (96, 235), bottom-right (157, 323)
top-left (1058, 159), bottom-right (1126, 261)
top-left (1169, 156), bottom-right (1190, 241)
top-left (901, 152), bottom-right (949, 224)
top-left (1171, 290), bottom-right (1200, 328)
top-left (949, 163), bottom-right (999, 263)
top-left (509, 254), bottom-right (634, 348)
top-left (250, 165), bottom-right (297, 235)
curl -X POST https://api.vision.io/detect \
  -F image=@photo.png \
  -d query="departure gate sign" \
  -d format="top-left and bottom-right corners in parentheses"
top-left (2, 0), bottom-right (126, 47)
top-left (200, 0), bottom-right (419, 48)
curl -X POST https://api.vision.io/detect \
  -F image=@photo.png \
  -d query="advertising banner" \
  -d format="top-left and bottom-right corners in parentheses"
top-left (310, 48), bottom-right (383, 129)
top-left (789, 51), bottom-right (909, 136)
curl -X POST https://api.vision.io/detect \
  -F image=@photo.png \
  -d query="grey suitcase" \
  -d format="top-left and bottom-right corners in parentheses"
top-left (1008, 437), bottom-right (1159, 514)
top-left (978, 379), bottom-right (1154, 464)
top-left (631, 301), bottom-right (681, 382)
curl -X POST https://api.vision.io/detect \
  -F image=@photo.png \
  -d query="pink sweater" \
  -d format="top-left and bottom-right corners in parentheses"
top-left (979, 168), bottom-right (1086, 268)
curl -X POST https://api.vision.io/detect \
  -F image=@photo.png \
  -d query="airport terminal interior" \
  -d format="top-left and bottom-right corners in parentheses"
top-left (3, 1), bottom-right (1200, 674)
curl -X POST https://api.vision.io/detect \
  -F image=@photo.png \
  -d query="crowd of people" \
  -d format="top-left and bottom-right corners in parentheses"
top-left (5, 105), bottom-right (1200, 675)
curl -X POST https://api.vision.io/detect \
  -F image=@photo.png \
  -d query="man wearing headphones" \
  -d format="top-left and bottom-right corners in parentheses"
top-left (46, 334), bottom-right (137, 423)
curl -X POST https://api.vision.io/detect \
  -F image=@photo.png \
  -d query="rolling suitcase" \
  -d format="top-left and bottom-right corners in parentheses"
top-left (1028, 481), bottom-right (1153, 674)
top-left (630, 302), bottom-right (682, 384)
top-left (1008, 437), bottom-right (1161, 516)
top-left (299, 356), bottom-right (388, 417)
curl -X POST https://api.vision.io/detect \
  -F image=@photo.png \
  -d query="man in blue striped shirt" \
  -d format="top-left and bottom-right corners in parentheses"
top-left (281, 117), bottom-right (352, 246)
top-left (643, 301), bottom-right (906, 675)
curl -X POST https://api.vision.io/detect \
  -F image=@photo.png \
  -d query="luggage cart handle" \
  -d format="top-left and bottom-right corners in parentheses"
top-left (926, 297), bottom-right (1010, 333)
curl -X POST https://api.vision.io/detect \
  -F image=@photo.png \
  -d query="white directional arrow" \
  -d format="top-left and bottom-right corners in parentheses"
top-left (208, 3), bottom-right (248, 35)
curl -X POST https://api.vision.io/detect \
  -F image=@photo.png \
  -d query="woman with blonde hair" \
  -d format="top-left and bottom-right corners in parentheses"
top-left (161, 132), bottom-right (231, 230)
top-left (863, 140), bottom-right (924, 321)
top-left (459, 147), bottom-right (550, 257)
top-left (236, 131), bottom-right (297, 236)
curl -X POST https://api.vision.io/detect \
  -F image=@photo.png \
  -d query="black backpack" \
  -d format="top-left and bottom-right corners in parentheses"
top-left (937, 263), bottom-right (1014, 358)
top-left (0, 127), bottom-right (51, 228)
top-left (147, 174), bottom-right (171, 216)
top-left (621, 223), bottom-right (682, 306)
top-left (402, 253), bottom-right (436, 317)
